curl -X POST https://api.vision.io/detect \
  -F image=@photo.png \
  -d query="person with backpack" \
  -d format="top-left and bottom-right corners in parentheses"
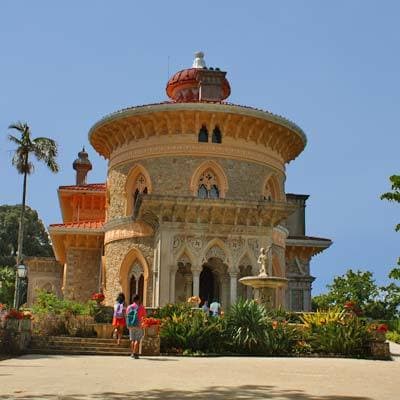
top-left (126, 293), bottom-right (146, 359)
top-left (112, 292), bottom-right (126, 345)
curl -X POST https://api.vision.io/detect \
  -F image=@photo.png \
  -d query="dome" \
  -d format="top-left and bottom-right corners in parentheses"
top-left (166, 52), bottom-right (231, 102)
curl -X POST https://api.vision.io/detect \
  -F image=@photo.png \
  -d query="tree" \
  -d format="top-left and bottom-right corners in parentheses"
top-left (381, 174), bottom-right (400, 278)
top-left (326, 269), bottom-right (379, 307)
top-left (0, 205), bottom-right (53, 306)
top-left (8, 122), bottom-right (59, 307)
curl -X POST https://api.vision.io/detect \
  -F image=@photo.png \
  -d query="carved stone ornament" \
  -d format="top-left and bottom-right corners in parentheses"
top-left (247, 238), bottom-right (260, 260)
top-left (227, 237), bottom-right (245, 256)
top-left (205, 245), bottom-right (226, 262)
top-left (173, 235), bottom-right (184, 253)
top-left (188, 236), bottom-right (204, 253)
top-left (130, 261), bottom-right (144, 280)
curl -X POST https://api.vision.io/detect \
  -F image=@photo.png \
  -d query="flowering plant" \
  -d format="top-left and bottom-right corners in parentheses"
top-left (91, 293), bottom-right (105, 302)
top-left (187, 296), bottom-right (201, 305)
top-left (343, 301), bottom-right (362, 316)
top-left (5, 309), bottom-right (24, 320)
top-left (22, 311), bottom-right (33, 320)
top-left (368, 323), bottom-right (388, 333)
top-left (142, 317), bottom-right (161, 328)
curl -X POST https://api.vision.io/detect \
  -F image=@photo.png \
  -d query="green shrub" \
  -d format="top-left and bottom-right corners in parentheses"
top-left (153, 302), bottom-right (192, 320)
top-left (92, 304), bottom-right (113, 323)
top-left (225, 299), bottom-right (269, 354)
top-left (32, 290), bottom-right (93, 316)
top-left (264, 321), bottom-right (301, 355)
top-left (160, 309), bottom-right (225, 353)
top-left (387, 331), bottom-right (400, 343)
top-left (304, 315), bottom-right (370, 356)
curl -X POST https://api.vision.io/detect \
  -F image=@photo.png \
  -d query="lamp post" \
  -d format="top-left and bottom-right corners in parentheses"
top-left (13, 263), bottom-right (27, 309)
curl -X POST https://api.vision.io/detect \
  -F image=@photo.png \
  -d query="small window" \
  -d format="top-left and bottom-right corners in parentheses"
top-left (212, 126), bottom-right (222, 143)
top-left (197, 169), bottom-right (220, 199)
top-left (209, 185), bottom-right (219, 199)
top-left (198, 184), bottom-right (208, 198)
top-left (198, 125), bottom-right (208, 142)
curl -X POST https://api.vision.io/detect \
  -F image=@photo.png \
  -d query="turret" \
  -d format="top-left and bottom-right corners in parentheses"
top-left (72, 147), bottom-right (92, 185)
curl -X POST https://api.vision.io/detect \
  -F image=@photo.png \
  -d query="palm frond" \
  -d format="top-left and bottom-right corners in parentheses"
top-left (8, 121), bottom-right (29, 134)
top-left (7, 134), bottom-right (23, 146)
top-left (12, 152), bottom-right (33, 174)
top-left (32, 137), bottom-right (59, 173)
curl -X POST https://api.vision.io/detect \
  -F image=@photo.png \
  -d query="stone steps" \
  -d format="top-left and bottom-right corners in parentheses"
top-left (29, 336), bottom-right (132, 356)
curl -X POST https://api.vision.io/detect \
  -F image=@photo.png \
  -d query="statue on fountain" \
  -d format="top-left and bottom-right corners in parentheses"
top-left (257, 246), bottom-right (271, 276)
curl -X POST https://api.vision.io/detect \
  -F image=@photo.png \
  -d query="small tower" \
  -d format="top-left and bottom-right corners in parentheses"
top-left (73, 147), bottom-right (92, 185)
top-left (166, 51), bottom-right (230, 103)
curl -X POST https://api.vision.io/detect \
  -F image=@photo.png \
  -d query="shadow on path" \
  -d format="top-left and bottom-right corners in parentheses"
top-left (0, 384), bottom-right (373, 400)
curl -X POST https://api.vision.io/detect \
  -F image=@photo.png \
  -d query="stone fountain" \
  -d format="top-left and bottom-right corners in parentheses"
top-left (239, 247), bottom-right (288, 308)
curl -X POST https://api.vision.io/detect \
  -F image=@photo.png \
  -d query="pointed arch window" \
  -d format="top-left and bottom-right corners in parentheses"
top-left (198, 125), bottom-right (208, 142)
top-left (132, 173), bottom-right (148, 211)
top-left (212, 126), bottom-right (222, 143)
top-left (129, 262), bottom-right (144, 304)
top-left (197, 169), bottom-right (220, 199)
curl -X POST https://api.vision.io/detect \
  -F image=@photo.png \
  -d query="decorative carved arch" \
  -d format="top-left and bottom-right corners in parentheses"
top-left (190, 160), bottom-right (228, 198)
top-left (263, 173), bottom-right (283, 201)
top-left (237, 251), bottom-right (257, 275)
top-left (119, 247), bottom-right (150, 306)
top-left (201, 238), bottom-right (231, 266)
top-left (125, 164), bottom-right (152, 215)
top-left (175, 247), bottom-right (195, 268)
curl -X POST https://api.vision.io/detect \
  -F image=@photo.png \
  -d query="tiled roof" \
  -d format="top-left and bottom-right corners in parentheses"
top-left (49, 220), bottom-right (105, 229)
top-left (59, 183), bottom-right (106, 192)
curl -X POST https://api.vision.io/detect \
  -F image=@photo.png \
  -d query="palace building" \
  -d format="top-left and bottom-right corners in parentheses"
top-left (26, 52), bottom-right (331, 311)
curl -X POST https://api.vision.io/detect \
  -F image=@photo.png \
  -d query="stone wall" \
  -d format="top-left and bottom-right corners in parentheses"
top-left (104, 237), bottom-right (154, 306)
top-left (64, 248), bottom-right (101, 302)
top-left (107, 156), bottom-right (283, 219)
top-left (25, 257), bottom-right (63, 306)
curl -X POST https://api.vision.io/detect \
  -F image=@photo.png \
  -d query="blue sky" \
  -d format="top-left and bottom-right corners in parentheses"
top-left (1, 1), bottom-right (399, 294)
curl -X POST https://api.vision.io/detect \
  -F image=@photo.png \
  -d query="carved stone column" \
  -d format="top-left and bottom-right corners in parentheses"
top-left (184, 273), bottom-right (193, 299)
top-left (229, 271), bottom-right (238, 305)
top-left (221, 276), bottom-right (230, 308)
top-left (169, 265), bottom-right (178, 303)
top-left (191, 266), bottom-right (202, 298)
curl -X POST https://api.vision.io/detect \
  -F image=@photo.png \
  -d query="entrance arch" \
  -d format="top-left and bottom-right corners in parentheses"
top-left (199, 266), bottom-right (216, 304)
top-left (119, 248), bottom-right (149, 306)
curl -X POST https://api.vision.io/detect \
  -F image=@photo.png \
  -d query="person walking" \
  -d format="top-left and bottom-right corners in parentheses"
top-left (112, 292), bottom-right (126, 345)
top-left (209, 299), bottom-right (221, 317)
top-left (126, 294), bottom-right (146, 359)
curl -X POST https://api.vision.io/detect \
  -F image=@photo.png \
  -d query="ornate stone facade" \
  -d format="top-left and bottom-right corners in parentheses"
top-left (28, 52), bottom-right (332, 311)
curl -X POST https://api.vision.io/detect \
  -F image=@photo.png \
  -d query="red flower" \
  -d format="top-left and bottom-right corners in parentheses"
top-left (5, 309), bottom-right (24, 320)
top-left (142, 317), bottom-right (161, 327)
top-left (376, 324), bottom-right (388, 333)
top-left (91, 293), bottom-right (105, 302)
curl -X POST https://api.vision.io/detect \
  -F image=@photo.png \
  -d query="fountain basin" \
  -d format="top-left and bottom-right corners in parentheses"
top-left (239, 275), bottom-right (288, 289)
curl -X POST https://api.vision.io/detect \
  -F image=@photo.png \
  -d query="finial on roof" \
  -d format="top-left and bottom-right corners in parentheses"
top-left (73, 147), bottom-right (92, 185)
top-left (192, 51), bottom-right (206, 68)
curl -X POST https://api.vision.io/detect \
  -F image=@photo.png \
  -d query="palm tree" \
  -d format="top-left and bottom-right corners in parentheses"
top-left (8, 122), bottom-right (59, 307)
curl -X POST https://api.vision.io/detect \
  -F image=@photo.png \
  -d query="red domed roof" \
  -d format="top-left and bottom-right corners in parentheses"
top-left (166, 53), bottom-right (231, 102)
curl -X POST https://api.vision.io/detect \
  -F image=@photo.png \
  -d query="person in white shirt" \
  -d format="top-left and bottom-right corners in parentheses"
top-left (209, 300), bottom-right (221, 317)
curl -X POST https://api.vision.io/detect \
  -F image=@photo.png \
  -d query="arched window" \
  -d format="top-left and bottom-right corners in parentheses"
top-left (198, 125), bottom-right (208, 142)
top-left (263, 175), bottom-right (282, 201)
top-left (132, 173), bottom-right (148, 211)
top-left (197, 169), bottom-right (220, 199)
top-left (212, 126), bottom-right (222, 144)
top-left (129, 262), bottom-right (144, 304)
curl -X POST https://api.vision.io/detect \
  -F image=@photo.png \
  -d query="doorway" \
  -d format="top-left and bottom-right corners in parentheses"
top-left (200, 266), bottom-right (216, 304)
top-left (130, 274), bottom-right (144, 304)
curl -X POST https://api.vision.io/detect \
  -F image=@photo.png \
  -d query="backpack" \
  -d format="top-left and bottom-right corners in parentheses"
top-left (126, 304), bottom-right (139, 328)
top-left (114, 303), bottom-right (124, 318)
